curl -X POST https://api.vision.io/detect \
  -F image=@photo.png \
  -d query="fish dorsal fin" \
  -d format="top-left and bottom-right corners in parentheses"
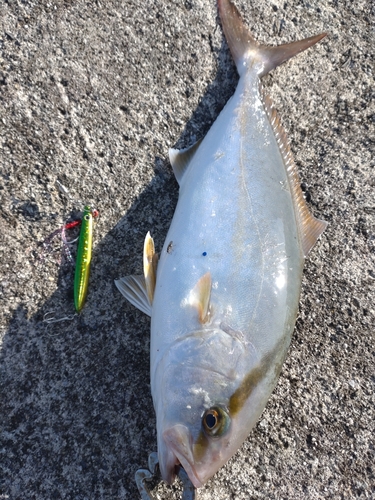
top-left (188, 272), bottom-right (212, 324)
top-left (143, 231), bottom-right (158, 305)
top-left (115, 275), bottom-right (152, 316)
top-left (263, 92), bottom-right (327, 256)
top-left (169, 139), bottom-right (202, 185)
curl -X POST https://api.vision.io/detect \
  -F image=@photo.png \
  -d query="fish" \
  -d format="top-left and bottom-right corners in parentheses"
top-left (116, 0), bottom-right (327, 489)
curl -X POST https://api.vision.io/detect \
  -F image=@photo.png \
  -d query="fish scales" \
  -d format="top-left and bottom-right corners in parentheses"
top-left (152, 69), bottom-right (302, 380)
top-left (116, 0), bottom-right (327, 490)
top-left (151, 61), bottom-right (304, 490)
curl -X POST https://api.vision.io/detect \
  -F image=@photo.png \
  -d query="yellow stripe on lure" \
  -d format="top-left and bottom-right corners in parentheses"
top-left (74, 205), bottom-right (95, 312)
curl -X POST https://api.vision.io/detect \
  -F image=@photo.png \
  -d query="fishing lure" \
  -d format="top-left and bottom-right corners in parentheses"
top-left (74, 206), bottom-right (97, 312)
top-left (40, 209), bottom-right (99, 261)
top-left (40, 221), bottom-right (79, 258)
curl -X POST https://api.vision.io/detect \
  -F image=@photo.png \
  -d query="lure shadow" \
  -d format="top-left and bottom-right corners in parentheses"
top-left (0, 38), bottom-right (237, 499)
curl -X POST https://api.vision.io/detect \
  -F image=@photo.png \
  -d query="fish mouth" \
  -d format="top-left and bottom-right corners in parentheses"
top-left (162, 424), bottom-right (203, 489)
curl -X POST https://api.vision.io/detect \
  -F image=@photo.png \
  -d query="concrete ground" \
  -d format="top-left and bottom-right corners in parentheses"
top-left (0, 0), bottom-right (374, 498)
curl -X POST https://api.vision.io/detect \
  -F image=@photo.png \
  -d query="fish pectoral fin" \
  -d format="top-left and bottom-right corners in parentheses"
top-left (263, 94), bottom-right (327, 256)
top-left (143, 231), bottom-right (158, 305)
top-left (189, 272), bottom-right (212, 324)
top-left (169, 139), bottom-right (202, 185)
top-left (115, 275), bottom-right (152, 316)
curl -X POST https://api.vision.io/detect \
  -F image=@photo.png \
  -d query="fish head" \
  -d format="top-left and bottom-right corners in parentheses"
top-left (158, 404), bottom-right (240, 488)
top-left (153, 328), bottom-right (262, 488)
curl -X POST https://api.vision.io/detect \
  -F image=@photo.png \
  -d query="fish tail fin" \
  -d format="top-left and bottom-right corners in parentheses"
top-left (218, 0), bottom-right (326, 77)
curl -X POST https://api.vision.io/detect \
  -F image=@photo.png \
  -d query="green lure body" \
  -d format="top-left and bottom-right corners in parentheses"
top-left (74, 205), bottom-right (94, 312)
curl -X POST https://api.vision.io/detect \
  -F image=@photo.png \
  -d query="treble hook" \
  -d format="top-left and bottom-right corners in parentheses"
top-left (135, 452), bottom-right (197, 500)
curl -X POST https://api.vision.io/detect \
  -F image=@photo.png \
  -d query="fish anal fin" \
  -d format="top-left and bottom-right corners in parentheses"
top-left (143, 231), bottom-right (158, 305)
top-left (169, 139), bottom-right (202, 185)
top-left (115, 275), bottom-right (152, 316)
top-left (263, 92), bottom-right (327, 256)
top-left (189, 272), bottom-right (212, 324)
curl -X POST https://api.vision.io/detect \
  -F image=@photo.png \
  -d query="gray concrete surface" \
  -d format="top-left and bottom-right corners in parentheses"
top-left (0, 0), bottom-right (374, 498)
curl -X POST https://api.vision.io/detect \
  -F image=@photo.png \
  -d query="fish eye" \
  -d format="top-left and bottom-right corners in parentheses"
top-left (202, 406), bottom-right (230, 437)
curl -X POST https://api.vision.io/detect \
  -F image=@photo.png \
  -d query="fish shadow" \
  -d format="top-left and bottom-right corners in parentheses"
top-left (0, 38), bottom-right (237, 499)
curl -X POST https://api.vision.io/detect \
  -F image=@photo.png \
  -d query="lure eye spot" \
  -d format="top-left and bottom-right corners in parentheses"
top-left (202, 406), bottom-right (230, 437)
top-left (84, 214), bottom-right (91, 221)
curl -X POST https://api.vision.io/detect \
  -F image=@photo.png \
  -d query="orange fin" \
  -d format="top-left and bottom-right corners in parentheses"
top-left (189, 272), bottom-right (212, 324)
top-left (143, 232), bottom-right (158, 304)
top-left (218, 0), bottom-right (327, 77)
top-left (263, 92), bottom-right (327, 256)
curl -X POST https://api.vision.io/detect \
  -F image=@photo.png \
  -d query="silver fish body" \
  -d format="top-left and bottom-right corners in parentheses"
top-left (152, 74), bottom-right (304, 487)
top-left (116, 0), bottom-right (327, 489)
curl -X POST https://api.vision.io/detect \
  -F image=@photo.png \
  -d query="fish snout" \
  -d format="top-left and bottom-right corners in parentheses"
top-left (162, 424), bottom-right (203, 488)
